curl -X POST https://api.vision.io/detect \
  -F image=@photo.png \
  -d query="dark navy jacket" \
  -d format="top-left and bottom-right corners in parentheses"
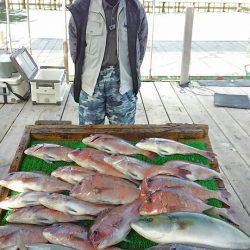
top-left (68, 0), bottom-right (148, 103)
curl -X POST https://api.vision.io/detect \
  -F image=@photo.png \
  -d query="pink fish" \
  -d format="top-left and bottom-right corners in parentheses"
top-left (24, 143), bottom-right (74, 163)
top-left (0, 172), bottom-right (72, 192)
top-left (68, 149), bottom-right (127, 179)
top-left (43, 223), bottom-right (93, 250)
top-left (51, 165), bottom-right (97, 185)
top-left (140, 189), bottom-right (237, 224)
top-left (6, 205), bottom-right (93, 225)
top-left (136, 138), bottom-right (216, 161)
top-left (89, 199), bottom-right (142, 249)
top-left (70, 174), bottom-right (139, 205)
top-left (145, 161), bottom-right (222, 181)
top-left (140, 175), bottom-right (230, 206)
top-left (82, 134), bottom-right (156, 159)
top-left (0, 224), bottom-right (47, 248)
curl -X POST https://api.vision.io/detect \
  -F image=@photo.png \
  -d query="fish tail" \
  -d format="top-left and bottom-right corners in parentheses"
top-left (216, 188), bottom-right (231, 207)
top-left (199, 150), bottom-right (217, 161)
top-left (142, 150), bottom-right (157, 160)
top-left (205, 207), bottom-right (238, 225)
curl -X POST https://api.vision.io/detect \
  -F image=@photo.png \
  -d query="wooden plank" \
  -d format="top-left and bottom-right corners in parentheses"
top-left (135, 92), bottom-right (148, 125)
top-left (30, 123), bottom-right (208, 142)
top-left (0, 87), bottom-right (70, 166)
top-left (61, 92), bottom-right (78, 125)
top-left (0, 127), bottom-right (31, 216)
top-left (212, 87), bottom-right (250, 136)
top-left (172, 83), bottom-right (250, 234)
top-left (155, 82), bottom-right (193, 124)
top-left (140, 82), bottom-right (170, 124)
top-left (194, 87), bottom-right (250, 166)
top-left (0, 102), bottom-right (27, 143)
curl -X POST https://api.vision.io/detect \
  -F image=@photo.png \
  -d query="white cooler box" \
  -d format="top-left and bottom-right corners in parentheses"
top-left (0, 73), bottom-right (30, 103)
top-left (11, 47), bottom-right (67, 105)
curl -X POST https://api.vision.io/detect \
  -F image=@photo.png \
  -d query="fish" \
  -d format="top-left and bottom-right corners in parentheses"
top-left (68, 149), bottom-right (127, 179)
top-left (136, 138), bottom-right (216, 161)
top-left (70, 174), bottom-right (139, 205)
top-left (6, 205), bottom-right (93, 225)
top-left (104, 154), bottom-right (154, 180)
top-left (147, 244), bottom-right (217, 250)
top-left (145, 161), bottom-right (222, 181)
top-left (89, 199), bottom-right (142, 249)
top-left (0, 224), bottom-right (47, 248)
top-left (131, 212), bottom-right (250, 249)
top-left (43, 223), bottom-right (93, 250)
top-left (139, 189), bottom-right (237, 224)
top-left (24, 143), bottom-right (74, 163)
top-left (0, 172), bottom-right (72, 192)
top-left (39, 193), bottom-right (113, 216)
top-left (82, 134), bottom-right (155, 159)
top-left (0, 191), bottom-right (48, 210)
top-left (3, 244), bottom-right (76, 250)
top-left (51, 165), bottom-right (97, 185)
top-left (140, 175), bottom-right (230, 206)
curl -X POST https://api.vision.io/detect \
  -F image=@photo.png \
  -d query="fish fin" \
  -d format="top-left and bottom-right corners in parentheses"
top-left (175, 168), bottom-right (193, 180)
top-left (142, 151), bottom-right (157, 160)
top-left (96, 208), bottom-right (111, 219)
top-left (21, 177), bottom-right (40, 183)
top-left (43, 154), bottom-right (56, 164)
top-left (218, 187), bottom-right (231, 199)
top-left (36, 216), bottom-right (52, 225)
top-left (199, 150), bottom-right (217, 161)
top-left (93, 187), bottom-right (104, 194)
top-left (65, 205), bottom-right (79, 215)
top-left (216, 188), bottom-right (231, 207)
top-left (205, 207), bottom-right (239, 225)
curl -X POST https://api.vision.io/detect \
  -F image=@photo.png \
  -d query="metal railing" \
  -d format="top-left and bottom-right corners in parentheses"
top-left (4, 0), bottom-right (250, 13)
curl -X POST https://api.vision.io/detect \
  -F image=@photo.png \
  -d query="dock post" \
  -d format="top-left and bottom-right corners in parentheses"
top-left (4, 0), bottom-right (12, 52)
top-left (180, 7), bottom-right (194, 87)
top-left (149, 0), bottom-right (156, 79)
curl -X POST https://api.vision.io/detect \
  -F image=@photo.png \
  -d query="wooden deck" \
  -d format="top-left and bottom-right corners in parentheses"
top-left (0, 82), bottom-right (249, 234)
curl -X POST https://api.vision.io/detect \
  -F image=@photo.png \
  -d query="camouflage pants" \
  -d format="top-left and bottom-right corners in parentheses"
top-left (79, 66), bottom-right (137, 125)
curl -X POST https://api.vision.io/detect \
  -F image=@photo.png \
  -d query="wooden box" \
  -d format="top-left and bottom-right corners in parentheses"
top-left (0, 122), bottom-right (221, 218)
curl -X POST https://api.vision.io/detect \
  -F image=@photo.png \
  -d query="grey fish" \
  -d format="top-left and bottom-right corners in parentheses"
top-left (24, 143), bottom-right (74, 163)
top-left (136, 138), bottom-right (216, 161)
top-left (6, 205), bottom-right (93, 225)
top-left (0, 191), bottom-right (48, 210)
top-left (0, 172), bottom-right (72, 192)
top-left (0, 224), bottom-right (47, 249)
top-left (131, 212), bottom-right (250, 249)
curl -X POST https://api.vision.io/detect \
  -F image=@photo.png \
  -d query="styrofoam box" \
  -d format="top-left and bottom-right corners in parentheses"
top-left (30, 68), bottom-right (67, 105)
top-left (0, 74), bottom-right (30, 103)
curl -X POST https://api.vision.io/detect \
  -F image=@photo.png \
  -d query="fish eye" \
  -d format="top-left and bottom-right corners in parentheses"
top-left (93, 230), bottom-right (99, 236)
top-left (144, 217), bottom-right (153, 223)
top-left (146, 196), bottom-right (152, 203)
top-left (146, 178), bottom-right (152, 184)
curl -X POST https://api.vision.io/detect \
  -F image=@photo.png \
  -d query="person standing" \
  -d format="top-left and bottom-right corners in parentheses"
top-left (68, 0), bottom-right (148, 125)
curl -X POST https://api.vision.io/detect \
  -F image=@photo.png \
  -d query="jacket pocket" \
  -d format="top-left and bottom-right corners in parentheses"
top-left (86, 20), bottom-right (103, 55)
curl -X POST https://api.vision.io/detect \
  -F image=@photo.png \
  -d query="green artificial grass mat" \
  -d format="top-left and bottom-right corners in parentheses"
top-left (0, 140), bottom-right (222, 249)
